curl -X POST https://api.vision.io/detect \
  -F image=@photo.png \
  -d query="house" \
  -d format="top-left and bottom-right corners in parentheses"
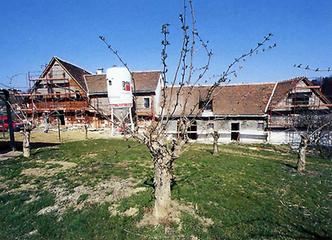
top-left (162, 77), bottom-right (331, 144)
top-left (132, 71), bottom-right (163, 121)
top-left (84, 73), bottom-right (111, 128)
top-left (84, 70), bottom-right (162, 128)
top-left (266, 77), bottom-right (331, 144)
top-left (163, 83), bottom-right (276, 143)
top-left (25, 56), bottom-right (330, 145)
top-left (26, 57), bottom-right (91, 125)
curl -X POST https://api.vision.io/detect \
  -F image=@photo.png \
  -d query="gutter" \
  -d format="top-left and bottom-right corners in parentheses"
top-left (264, 82), bottom-right (278, 113)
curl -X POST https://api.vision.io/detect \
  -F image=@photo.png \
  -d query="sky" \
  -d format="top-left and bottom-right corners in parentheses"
top-left (0, 0), bottom-right (331, 90)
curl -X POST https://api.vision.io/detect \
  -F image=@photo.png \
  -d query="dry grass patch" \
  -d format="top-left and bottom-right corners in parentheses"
top-left (37, 177), bottom-right (147, 216)
top-left (21, 160), bottom-right (77, 178)
top-left (138, 200), bottom-right (214, 229)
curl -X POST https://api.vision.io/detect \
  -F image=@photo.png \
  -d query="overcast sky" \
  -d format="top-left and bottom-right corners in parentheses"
top-left (0, 0), bottom-right (331, 90)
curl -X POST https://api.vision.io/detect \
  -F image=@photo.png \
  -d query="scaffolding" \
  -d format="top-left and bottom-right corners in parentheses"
top-left (21, 70), bottom-right (89, 125)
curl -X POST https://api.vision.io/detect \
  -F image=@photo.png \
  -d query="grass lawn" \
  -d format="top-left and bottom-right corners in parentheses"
top-left (0, 138), bottom-right (331, 239)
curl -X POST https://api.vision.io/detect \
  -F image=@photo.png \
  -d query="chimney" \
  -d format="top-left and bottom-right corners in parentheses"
top-left (96, 68), bottom-right (104, 75)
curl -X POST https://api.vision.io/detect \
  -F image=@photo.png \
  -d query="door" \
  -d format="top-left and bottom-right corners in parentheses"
top-left (231, 122), bottom-right (240, 141)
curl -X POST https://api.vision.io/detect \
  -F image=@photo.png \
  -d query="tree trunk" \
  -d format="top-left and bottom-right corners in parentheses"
top-left (23, 126), bottom-right (31, 158)
top-left (213, 130), bottom-right (219, 155)
top-left (297, 135), bottom-right (308, 173)
top-left (57, 119), bottom-right (61, 143)
top-left (153, 155), bottom-right (172, 221)
top-left (84, 124), bottom-right (88, 139)
top-left (44, 115), bottom-right (49, 133)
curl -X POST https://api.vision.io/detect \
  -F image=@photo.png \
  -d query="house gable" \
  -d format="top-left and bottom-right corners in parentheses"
top-left (38, 57), bottom-right (90, 94)
top-left (268, 77), bottom-right (331, 111)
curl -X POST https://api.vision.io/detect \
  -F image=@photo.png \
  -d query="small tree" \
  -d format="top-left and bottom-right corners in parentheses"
top-left (212, 130), bottom-right (220, 155)
top-left (293, 112), bottom-right (332, 173)
top-left (100, 0), bottom-right (275, 222)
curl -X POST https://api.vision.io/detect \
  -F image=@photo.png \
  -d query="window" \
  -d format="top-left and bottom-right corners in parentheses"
top-left (199, 99), bottom-right (213, 111)
top-left (207, 122), bottom-right (214, 129)
top-left (231, 123), bottom-right (240, 131)
top-left (75, 91), bottom-right (81, 100)
top-left (122, 81), bottom-right (130, 91)
top-left (108, 80), bottom-right (112, 86)
top-left (289, 92), bottom-right (312, 105)
top-left (143, 98), bottom-right (150, 108)
top-left (257, 122), bottom-right (264, 129)
top-left (47, 84), bottom-right (53, 94)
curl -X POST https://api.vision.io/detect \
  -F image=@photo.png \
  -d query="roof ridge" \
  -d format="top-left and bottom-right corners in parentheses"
top-left (54, 56), bottom-right (92, 75)
top-left (276, 76), bottom-right (306, 84)
top-left (168, 82), bottom-right (276, 88)
top-left (85, 73), bottom-right (106, 77)
top-left (132, 70), bottom-right (161, 73)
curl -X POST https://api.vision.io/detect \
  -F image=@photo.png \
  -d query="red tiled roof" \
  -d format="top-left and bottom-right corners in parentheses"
top-left (267, 77), bottom-right (303, 110)
top-left (267, 77), bottom-right (331, 110)
top-left (163, 83), bottom-right (275, 116)
top-left (132, 71), bottom-right (160, 93)
top-left (84, 71), bottom-right (161, 95)
top-left (84, 74), bottom-right (107, 95)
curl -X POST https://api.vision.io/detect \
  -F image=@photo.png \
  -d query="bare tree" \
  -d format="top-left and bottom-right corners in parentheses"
top-left (293, 112), bottom-right (332, 173)
top-left (0, 89), bottom-right (34, 157)
top-left (212, 130), bottom-right (220, 155)
top-left (100, 0), bottom-right (275, 222)
top-left (11, 96), bottom-right (34, 158)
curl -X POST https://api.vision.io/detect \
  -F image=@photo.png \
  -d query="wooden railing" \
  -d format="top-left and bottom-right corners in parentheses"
top-left (31, 100), bottom-right (89, 111)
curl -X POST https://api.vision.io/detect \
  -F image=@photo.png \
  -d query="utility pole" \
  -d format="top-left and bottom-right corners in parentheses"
top-left (1, 89), bottom-right (15, 151)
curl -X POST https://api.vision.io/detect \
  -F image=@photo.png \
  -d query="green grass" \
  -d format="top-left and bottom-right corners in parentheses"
top-left (0, 139), bottom-right (331, 239)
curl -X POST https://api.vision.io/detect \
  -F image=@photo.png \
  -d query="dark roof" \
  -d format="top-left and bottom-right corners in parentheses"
top-left (163, 83), bottom-right (275, 116)
top-left (84, 71), bottom-right (161, 95)
top-left (321, 77), bottom-right (332, 102)
top-left (41, 57), bottom-right (91, 92)
top-left (132, 71), bottom-right (160, 93)
top-left (84, 74), bottom-right (107, 95)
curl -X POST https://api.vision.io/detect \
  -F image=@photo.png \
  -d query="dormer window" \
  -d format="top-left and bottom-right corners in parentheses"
top-left (289, 92), bottom-right (312, 105)
top-left (199, 99), bottom-right (213, 111)
top-left (75, 91), bottom-right (81, 100)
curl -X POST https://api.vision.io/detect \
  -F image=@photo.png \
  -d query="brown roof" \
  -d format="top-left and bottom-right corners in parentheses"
top-left (84, 74), bottom-right (107, 95)
top-left (41, 57), bottom-right (91, 92)
top-left (84, 71), bottom-right (161, 95)
top-left (132, 71), bottom-right (160, 93)
top-left (267, 77), bottom-right (331, 110)
top-left (163, 83), bottom-right (275, 116)
top-left (55, 57), bottom-right (91, 91)
top-left (268, 77), bottom-right (303, 110)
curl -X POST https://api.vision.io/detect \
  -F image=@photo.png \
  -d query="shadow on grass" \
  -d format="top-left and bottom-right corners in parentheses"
top-left (218, 217), bottom-right (331, 239)
top-left (282, 162), bottom-right (297, 171)
top-left (0, 141), bottom-right (59, 154)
